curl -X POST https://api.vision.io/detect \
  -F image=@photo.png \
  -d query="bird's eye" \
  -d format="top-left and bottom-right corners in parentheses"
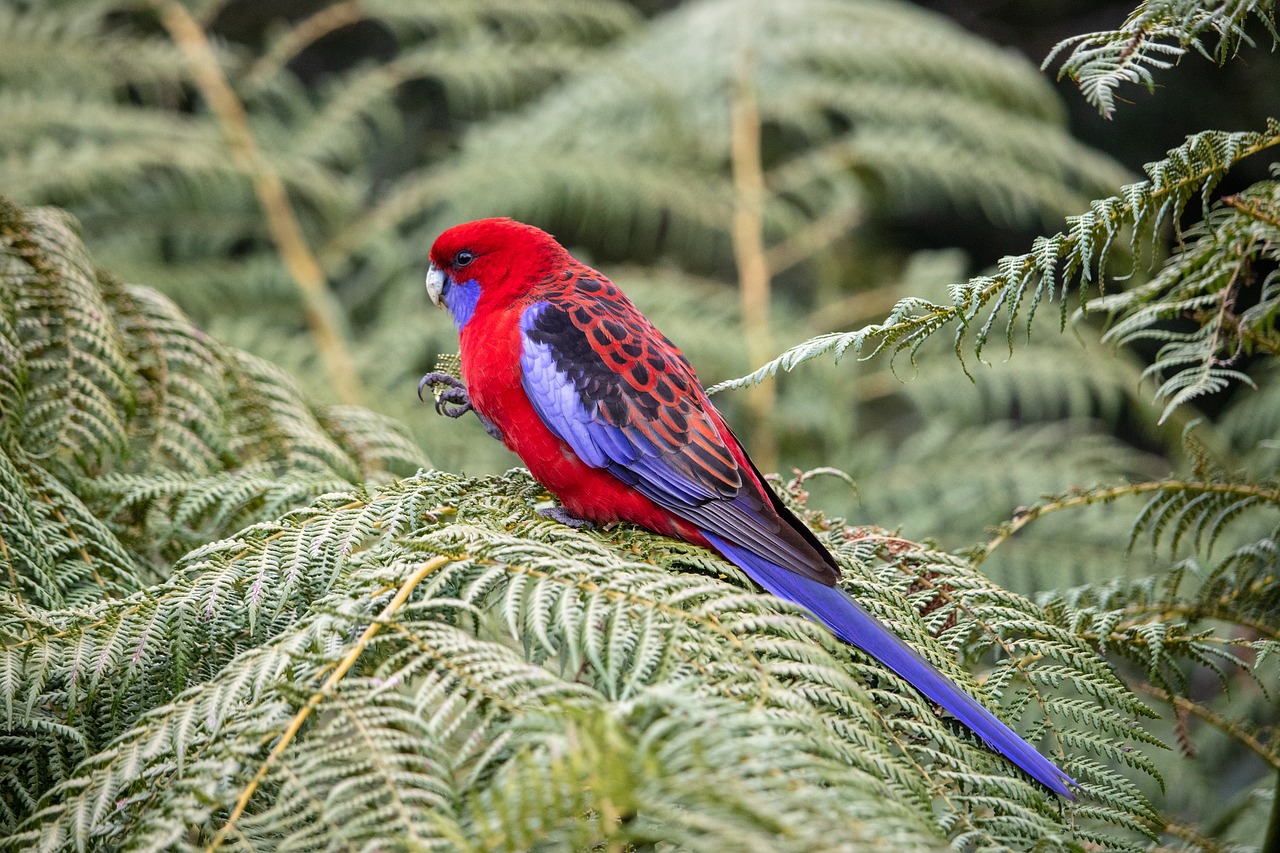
top-left (454, 250), bottom-right (475, 268)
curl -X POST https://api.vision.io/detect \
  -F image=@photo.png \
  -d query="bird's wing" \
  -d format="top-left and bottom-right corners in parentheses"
top-left (519, 293), bottom-right (838, 586)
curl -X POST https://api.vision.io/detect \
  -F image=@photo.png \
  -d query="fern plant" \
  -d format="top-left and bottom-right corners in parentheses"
top-left (0, 196), bottom-right (1191, 851)
top-left (1044, 0), bottom-right (1279, 118)
top-left (0, 195), bottom-right (426, 603)
top-left (1, 464), bottom-right (1167, 851)
top-left (2, 0), bottom-right (1138, 479)
top-left (0, 0), bottom-right (638, 398)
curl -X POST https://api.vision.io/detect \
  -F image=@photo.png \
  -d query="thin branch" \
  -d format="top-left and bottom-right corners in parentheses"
top-left (1136, 683), bottom-right (1277, 768)
top-left (764, 204), bottom-right (864, 276)
top-left (206, 554), bottom-right (451, 851)
top-left (985, 480), bottom-right (1280, 555)
top-left (1113, 602), bottom-right (1280, 642)
top-left (153, 0), bottom-right (365, 406)
top-left (1224, 192), bottom-right (1280, 230)
top-left (245, 0), bottom-right (365, 90)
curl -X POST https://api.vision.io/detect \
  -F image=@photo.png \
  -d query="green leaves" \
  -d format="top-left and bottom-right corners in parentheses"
top-left (714, 120), bottom-right (1280, 398)
top-left (1045, 0), bottom-right (1278, 118)
top-left (2, 0), bottom-right (1278, 847)
top-left (0, 197), bottom-right (1168, 848)
top-left (3, 469), bottom-right (1163, 850)
top-left (0, 198), bottom-right (427, 599)
top-left (1091, 178), bottom-right (1280, 422)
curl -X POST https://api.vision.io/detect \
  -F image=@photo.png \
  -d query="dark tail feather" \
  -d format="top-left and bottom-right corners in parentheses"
top-left (703, 533), bottom-right (1076, 799)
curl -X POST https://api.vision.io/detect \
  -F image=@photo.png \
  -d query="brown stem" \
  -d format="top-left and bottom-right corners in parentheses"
top-left (205, 555), bottom-right (450, 850)
top-left (764, 204), bottom-right (864, 276)
top-left (245, 1), bottom-right (365, 89)
top-left (153, 1), bottom-right (364, 406)
top-left (1137, 683), bottom-right (1276, 767)
top-left (730, 21), bottom-right (776, 472)
top-left (985, 480), bottom-right (1280, 556)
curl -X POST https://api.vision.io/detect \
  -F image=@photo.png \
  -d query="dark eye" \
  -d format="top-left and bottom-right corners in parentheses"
top-left (454, 250), bottom-right (475, 268)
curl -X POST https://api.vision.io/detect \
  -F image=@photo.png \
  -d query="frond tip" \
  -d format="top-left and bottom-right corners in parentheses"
top-left (1044, 0), bottom-right (1279, 117)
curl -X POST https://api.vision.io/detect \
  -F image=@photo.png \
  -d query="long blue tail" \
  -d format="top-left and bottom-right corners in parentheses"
top-left (703, 533), bottom-right (1076, 798)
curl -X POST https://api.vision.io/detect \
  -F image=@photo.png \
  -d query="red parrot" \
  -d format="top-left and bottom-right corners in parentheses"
top-left (422, 217), bottom-right (1075, 798)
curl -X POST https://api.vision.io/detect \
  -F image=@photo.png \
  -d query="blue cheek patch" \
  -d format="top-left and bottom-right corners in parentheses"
top-left (444, 278), bottom-right (481, 330)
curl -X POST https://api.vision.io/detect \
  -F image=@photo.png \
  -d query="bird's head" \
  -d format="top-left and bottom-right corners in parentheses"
top-left (426, 218), bottom-right (568, 330)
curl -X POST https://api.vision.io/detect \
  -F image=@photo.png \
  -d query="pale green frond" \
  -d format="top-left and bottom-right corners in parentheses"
top-left (0, 4), bottom-right (197, 97)
top-left (3, 205), bottom-right (134, 469)
top-left (0, 197), bottom-right (426, 600)
top-left (715, 120), bottom-right (1280, 394)
top-left (5, 468), bottom-right (1163, 850)
top-left (1045, 0), bottom-right (1278, 117)
top-left (429, 0), bottom-right (1127, 268)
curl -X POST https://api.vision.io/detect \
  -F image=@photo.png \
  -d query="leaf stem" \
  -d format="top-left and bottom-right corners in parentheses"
top-left (153, 0), bottom-right (364, 406)
top-left (205, 554), bottom-right (450, 850)
top-left (985, 480), bottom-right (1280, 555)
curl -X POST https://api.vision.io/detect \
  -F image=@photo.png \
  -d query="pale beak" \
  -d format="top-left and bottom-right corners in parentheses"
top-left (425, 262), bottom-right (447, 308)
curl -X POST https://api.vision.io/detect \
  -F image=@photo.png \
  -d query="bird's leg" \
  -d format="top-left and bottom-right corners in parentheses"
top-left (538, 505), bottom-right (595, 530)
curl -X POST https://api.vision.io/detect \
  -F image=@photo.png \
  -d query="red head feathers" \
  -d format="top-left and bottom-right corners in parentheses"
top-left (426, 218), bottom-right (570, 317)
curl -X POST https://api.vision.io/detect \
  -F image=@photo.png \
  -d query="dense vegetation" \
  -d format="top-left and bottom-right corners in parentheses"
top-left (1, 0), bottom-right (1277, 850)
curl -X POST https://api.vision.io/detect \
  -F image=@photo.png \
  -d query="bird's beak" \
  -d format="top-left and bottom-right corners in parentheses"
top-left (425, 262), bottom-right (447, 308)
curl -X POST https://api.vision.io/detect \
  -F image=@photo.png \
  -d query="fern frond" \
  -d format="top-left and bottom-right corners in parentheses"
top-left (4, 206), bottom-right (134, 470)
top-left (1044, 0), bottom-right (1279, 117)
top-left (0, 197), bottom-right (426, 600)
top-left (423, 0), bottom-right (1127, 270)
top-left (1091, 179), bottom-right (1280, 422)
top-left (714, 120), bottom-right (1280, 393)
top-left (0, 4), bottom-right (196, 97)
top-left (3, 467), bottom-right (1164, 849)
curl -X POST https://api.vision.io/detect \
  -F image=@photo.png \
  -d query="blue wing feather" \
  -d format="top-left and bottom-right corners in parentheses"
top-left (522, 303), bottom-right (721, 509)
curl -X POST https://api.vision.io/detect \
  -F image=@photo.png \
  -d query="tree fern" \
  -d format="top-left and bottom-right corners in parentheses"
top-left (4, 1), bottom-right (1278, 849)
top-left (0, 196), bottom-right (425, 598)
top-left (3, 468), bottom-right (1168, 850)
top-left (403, 0), bottom-right (1129, 266)
top-left (0, 0), bottom-right (638, 330)
top-left (0, 193), bottom-right (1180, 850)
top-left (0, 0), bottom-right (1138, 487)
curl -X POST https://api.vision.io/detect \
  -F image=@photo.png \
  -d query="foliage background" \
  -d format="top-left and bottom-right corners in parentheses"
top-left (1, 0), bottom-right (1278, 850)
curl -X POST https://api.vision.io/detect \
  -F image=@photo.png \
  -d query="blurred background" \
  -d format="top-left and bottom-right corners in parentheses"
top-left (3, 0), bottom-right (1278, 594)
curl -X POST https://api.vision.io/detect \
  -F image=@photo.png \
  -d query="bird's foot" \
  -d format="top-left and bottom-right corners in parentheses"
top-left (539, 506), bottom-right (595, 530)
top-left (419, 372), bottom-right (504, 441)
top-left (418, 372), bottom-right (473, 418)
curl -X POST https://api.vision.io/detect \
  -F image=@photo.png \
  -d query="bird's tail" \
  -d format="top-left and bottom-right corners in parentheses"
top-left (703, 533), bottom-right (1076, 799)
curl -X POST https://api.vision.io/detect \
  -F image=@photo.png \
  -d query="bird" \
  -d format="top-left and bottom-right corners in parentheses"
top-left (421, 217), bottom-right (1075, 798)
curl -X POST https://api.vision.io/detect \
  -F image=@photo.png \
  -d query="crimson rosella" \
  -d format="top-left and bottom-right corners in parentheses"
top-left (421, 217), bottom-right (1075, 798)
